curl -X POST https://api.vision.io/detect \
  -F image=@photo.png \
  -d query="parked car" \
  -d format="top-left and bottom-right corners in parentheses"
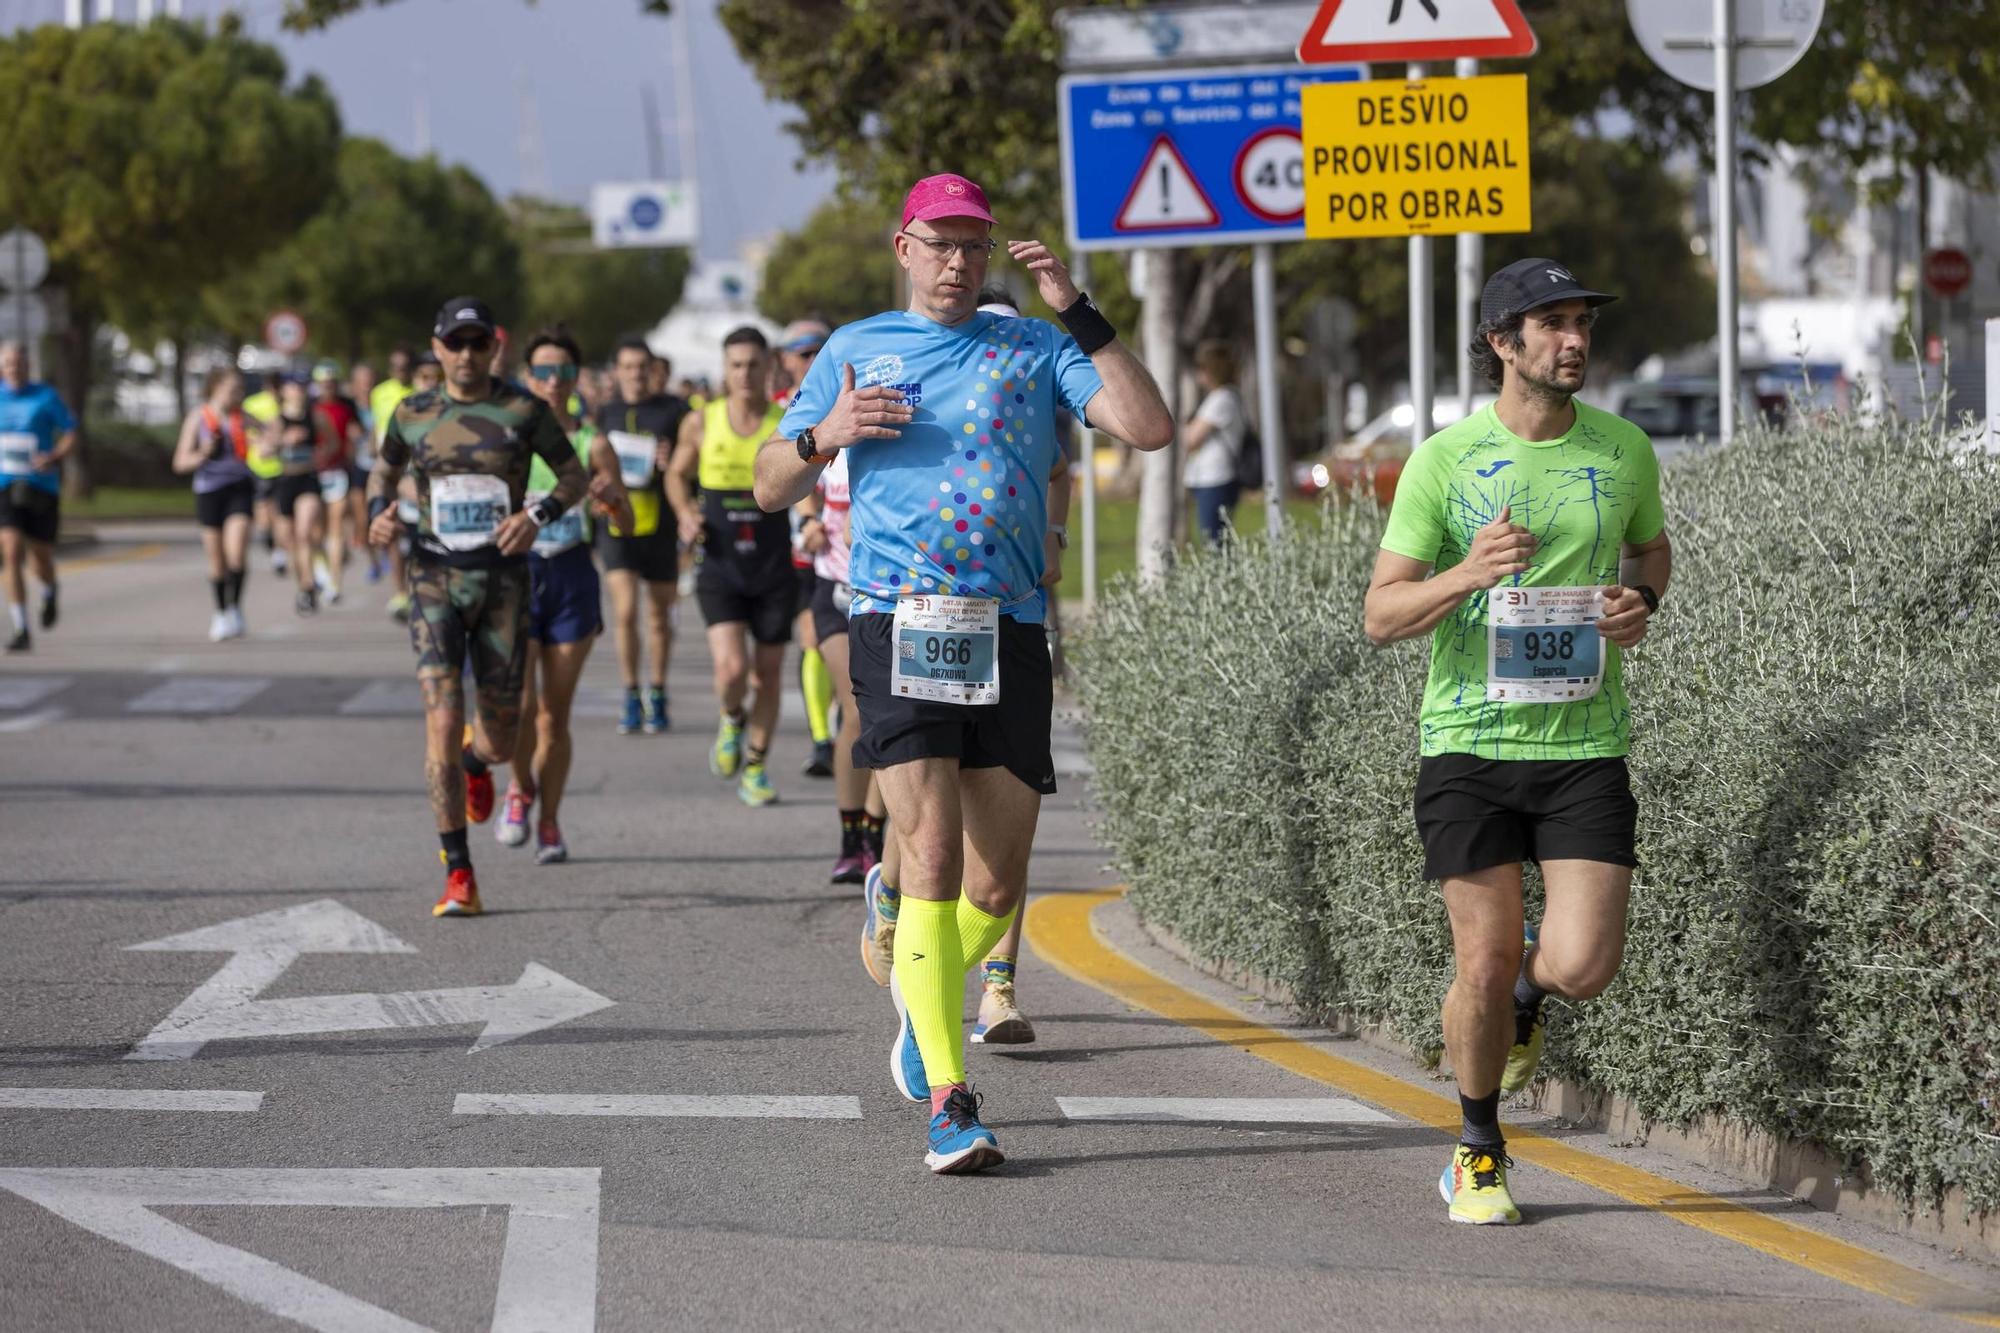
top-left (1294, 395), bottom-right (1497, 504)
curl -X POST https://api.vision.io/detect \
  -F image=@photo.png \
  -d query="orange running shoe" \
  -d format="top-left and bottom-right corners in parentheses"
top-left (465, 770), bottom-right (495, 824)
top-left (433, 866), bottom-right (482, 917)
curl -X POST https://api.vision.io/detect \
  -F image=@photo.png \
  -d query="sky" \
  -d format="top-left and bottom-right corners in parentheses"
top-left (9, 0), bottom-right (838, 263)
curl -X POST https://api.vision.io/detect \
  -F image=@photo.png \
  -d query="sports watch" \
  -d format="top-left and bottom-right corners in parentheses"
top-left (796, 427), bottom-right (837, 465)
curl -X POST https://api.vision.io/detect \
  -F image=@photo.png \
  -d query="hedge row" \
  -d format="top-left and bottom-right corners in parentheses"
top-left (1076, 412), bottom-right (2000, 1212)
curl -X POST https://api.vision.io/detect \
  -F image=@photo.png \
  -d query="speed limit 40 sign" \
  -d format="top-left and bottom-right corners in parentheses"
top-left (1235, 128), bottom-right (1306, 224)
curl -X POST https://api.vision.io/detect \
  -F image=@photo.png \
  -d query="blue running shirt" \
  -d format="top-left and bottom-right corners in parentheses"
top-left (0, 382), bottom-right (75, 496)
top-left (779, 310), bottom-right (1103, 624)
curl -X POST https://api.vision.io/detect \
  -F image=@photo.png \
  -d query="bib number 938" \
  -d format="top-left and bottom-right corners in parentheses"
top-left (1486, 585), bottom-right (1607, 703)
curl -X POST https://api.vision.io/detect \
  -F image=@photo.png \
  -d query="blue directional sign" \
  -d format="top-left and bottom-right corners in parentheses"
top-left (1058, 62), bottom-right (1366, 251)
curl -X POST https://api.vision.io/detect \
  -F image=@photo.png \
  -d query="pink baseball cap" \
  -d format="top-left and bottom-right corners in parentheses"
top-left (901, 173), bottom-right (996, 229)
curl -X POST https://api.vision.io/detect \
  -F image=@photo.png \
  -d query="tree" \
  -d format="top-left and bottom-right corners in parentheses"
top-left (205, 136), bottom-right (523, 364)
top-left (756, 195), bottom-right (901, 330)
top-left (510, 198), bottom-right (690, 363)
top-left (0, 18), bottom-right (339, 464)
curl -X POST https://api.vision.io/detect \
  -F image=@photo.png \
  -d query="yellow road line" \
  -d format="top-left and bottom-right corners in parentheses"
top-left (59, 542), bottom-right (165, 572)
top-left (1026, 889), bottom-right (2000, 1327)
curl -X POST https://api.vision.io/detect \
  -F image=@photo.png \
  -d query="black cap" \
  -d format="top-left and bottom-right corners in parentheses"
top-left (1478, 258), bottom-right (1617, 324)
top-left (433, 296), bottom-right (496, 339)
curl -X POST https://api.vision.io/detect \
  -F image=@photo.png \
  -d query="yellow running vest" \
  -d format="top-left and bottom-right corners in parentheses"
top-left (697, 399), bottom-right (785, 492)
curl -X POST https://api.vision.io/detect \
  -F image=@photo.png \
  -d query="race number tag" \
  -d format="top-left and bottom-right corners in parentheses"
top-left (607, 431), bottom-right (656, 487)
top-left (0, 432), bottom-right (38, 475)
top-left (892, 595), bottom-right (1000, 705)
top-left (526, 489), bottom-right (583, 556)
top-left (429, 473), bottom-right (510, 552)
top-left (1487, 585), bottom-right (1607, 703)
top-left (318, 468), bottom-right (351, 502)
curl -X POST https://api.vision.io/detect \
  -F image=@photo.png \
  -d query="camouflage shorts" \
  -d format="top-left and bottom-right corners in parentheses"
top-left (407, 559), bottom-right (530, 701)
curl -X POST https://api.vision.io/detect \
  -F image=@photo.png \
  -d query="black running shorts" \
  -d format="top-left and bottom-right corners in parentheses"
top-left (272, 472), bottom-right (322, 519)
top-left (0, 483), bottom-right (59, 545)
top-left (194, 479), bottom-right (256, 530)
top-left (847, 611), bottom-right (1056, 795)
top-left (1413, 754), bottom-right (1638, 880)
top-left (696, 558), bottom-right (795, 645)
top-left (595, 526), bottom-right (679, 583)
top-left (810, 575), bottom-right (850, 644)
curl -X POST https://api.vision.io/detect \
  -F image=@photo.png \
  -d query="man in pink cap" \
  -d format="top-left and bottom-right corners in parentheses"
top-left (756, 172), bottom-right (1173, 1175)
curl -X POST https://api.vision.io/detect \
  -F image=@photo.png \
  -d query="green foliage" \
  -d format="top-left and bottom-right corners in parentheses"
top-left (1077, 413), bottom-right (2000, 1212)
top-left (512, 198), bottom-right (690, 364)
top-left (206, 137), bottom-right (522, 362)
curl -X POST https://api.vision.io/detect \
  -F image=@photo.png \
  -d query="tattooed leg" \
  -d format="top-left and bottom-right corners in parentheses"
top-left (420, 671), bottom-right (466, 834)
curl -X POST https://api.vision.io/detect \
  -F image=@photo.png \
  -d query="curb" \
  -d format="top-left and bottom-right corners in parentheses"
top-left (1128, 904), bottom-right (2000, 1269)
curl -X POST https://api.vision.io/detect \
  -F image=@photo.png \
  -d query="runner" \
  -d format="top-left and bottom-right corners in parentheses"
top-left (170, 366), bottom-right (256, 641)
top-left (259, 376), bottom-right (338, 616)
top-left (0, 341), bottom-right (76, 653)
top-left (242, 373), bottom-right (287, 578)
top-left (1363, 258), bottom-right (1671, 1225)
top-left (756, 173), bottom-right (1173, 1173)
top-left (668, 326), bottom-right (796, 809)
top-left (496, 327), bottom-right (633, 863)
top-left (411, 353), bottom-right (442, 393)
top-left (780, 319), bottom-right (837, 777)
top-left (366, 296), bottom-right (592, 918)
top-left (311, 360), bottom-right (366, 605)
top-left (595, 337), bottom-right (687, 736)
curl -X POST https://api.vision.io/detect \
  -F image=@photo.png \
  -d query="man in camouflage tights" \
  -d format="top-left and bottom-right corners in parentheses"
top-left (367, 296), bottom-right (599, 917)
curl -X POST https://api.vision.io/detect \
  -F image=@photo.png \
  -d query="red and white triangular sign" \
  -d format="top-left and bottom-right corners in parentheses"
top-left (1297, 0), bottom-right (1537, 64)
top-left (1114, 136), bottom-right (1221, 233)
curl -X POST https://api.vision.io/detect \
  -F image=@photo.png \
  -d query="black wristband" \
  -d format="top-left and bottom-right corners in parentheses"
top-left (367, 496), bottom-right (390, 525)
top-left (1635, 583), bottom-right (1660, 614)
top-left (527, 496), bottom-right (564, 527)
top-left (1057, 293), bottom-right (1117, 356)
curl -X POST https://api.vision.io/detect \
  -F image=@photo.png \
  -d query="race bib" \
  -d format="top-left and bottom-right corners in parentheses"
top-left (0, 432), bottom-right (38, 475)
top-left (608, 430), bottom-right (657, 488)
top-left (893, 595), bottom-right (1000, 706)
top-left (526, 489), bottom-right (583, 556)
top-left (1487, 585), bottom-right (1608, 703)
top-left (318, 468), bottom-right (351, 502)
top-left (430, 473), bottom-right (511, 552)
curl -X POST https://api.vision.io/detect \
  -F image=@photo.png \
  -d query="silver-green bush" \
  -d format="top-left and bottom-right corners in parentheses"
top-left (1076, 415), bottom-right (2000, 1212)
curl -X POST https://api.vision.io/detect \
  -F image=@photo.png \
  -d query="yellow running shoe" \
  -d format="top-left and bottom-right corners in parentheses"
top-left (1501, 1011), bottom-right (1545, 1095)
top-left (710, 713), bottom-right (744, 778)
top-left (1439, 1145), bottom-right (1520, 1225)
top-left (737, 762), bottom-right (777, 807)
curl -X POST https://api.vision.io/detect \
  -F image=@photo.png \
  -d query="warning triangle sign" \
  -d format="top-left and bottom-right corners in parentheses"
top-left (1297, 0), bottom-right (1537, 64)
top-left (1114, 137), bottom-right (1221, 233)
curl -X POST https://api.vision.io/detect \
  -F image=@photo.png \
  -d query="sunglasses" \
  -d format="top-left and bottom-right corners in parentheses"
top-left (440, 334), bottom-right (494, 355)
top-left (528, 364), bottom-right (578, 382)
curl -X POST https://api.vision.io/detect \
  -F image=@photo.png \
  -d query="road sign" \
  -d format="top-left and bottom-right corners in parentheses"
top-left (1059, 2), bottom-right (1323, 68)
top-left (1059, 62), bottom-right (1365, 251)
top-left (0, 227), bottom-right (48, 292)
top-left (591, 180), bottom-right (698, 249)
top-left (1236, 127), bottom-right (1307, 223)
top-left (124, 898), bottom-right (615, 1061)
top-left (1303, 74), bottom-right (1532, 238)
top-left (1924, 247), bottom-right (1972, 299)
top-left (1298, 0), bottom-right (1537, 64)
top-left (1627, 0), bottom-right (1823, 91)
top-left (0, 292), bottom-right (50, 342)
top-left (263, 309), bottom-right (307, 355)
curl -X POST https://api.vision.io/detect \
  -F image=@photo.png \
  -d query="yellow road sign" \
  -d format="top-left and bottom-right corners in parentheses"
top-left (1303, 74), bottom-right (1531, 239)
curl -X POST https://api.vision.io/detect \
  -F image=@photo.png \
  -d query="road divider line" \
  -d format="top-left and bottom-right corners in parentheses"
top-left (60, 542), bottom-right (165, 573)
top-left (1026, 889), bottom-right (2000, 1328)
top-left (0, 1088), bottom-right (263, 1112)
top-left (453, 1093), bottom-right (863, 1119)
top-left (1058, 1095), bottom-right (1393, 1124)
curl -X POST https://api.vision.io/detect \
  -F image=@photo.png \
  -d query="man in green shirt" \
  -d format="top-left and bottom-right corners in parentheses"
top-left (1364, 258), bottom-right (1673, 1226)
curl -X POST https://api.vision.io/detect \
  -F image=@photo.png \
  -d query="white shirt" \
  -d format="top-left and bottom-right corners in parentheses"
top-left (1184, 385), bottom-right (1243, 488)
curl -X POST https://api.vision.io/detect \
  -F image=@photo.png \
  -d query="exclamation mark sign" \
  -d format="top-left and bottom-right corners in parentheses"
top-left (1159, 162), bottom-right (1170, 215)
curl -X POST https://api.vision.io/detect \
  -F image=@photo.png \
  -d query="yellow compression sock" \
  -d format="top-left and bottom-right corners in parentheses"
top-left (956, 897), bottom-right (1017, 982)
top-left (895, 896), bottom-right (965, 1087)
top-left (801, 648), bottom-right (833, 744)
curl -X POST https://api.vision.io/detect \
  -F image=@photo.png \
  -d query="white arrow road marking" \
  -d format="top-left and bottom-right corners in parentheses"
top-left (1057, 1096), bottom-right (1395, 1123)
top-left (124, 899), bottom-right (614, 1061)
top-left (454, 1093), bottom-right (862, 1119)
top-left (0, 1088), bottom-right (263, 1112)
top-left (0, 1167), bottom-right (600, 1333)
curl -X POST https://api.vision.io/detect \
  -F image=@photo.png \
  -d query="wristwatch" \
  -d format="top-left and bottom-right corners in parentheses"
top-left (1049, 523), bottom-right (1070, 550)
top-left (1634, 584), bottom-right (1660, 614)
top-left (796, 426), bottom-right (837, 465)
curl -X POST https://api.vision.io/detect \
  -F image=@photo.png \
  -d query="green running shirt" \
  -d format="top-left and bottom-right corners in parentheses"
top-left (1379, 401), bottom-right (1665, 760)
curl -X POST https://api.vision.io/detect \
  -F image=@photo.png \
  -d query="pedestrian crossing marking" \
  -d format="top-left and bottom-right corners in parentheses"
top-left (0, 674), bottom-right (70, 709)
top-left (126, 676), bottom-right (270, 714)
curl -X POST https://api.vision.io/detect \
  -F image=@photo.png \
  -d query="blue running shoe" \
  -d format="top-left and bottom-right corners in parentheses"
top-left (860, 864), bottom-right (895, 986)
top-left (644, 687), bottom-right (670, 734)
top-left (888, 967), bottom-right (928, 1103)
top-left (925, 1086), bottom-right (1003, 1175)
top-left (618, 689), bottom-right (643, 736)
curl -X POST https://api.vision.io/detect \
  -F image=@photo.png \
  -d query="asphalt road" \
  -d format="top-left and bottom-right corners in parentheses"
top-left (1, 525), bottom-right (1994, 1332)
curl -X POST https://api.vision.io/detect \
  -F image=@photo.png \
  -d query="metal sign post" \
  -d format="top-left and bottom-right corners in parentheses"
top-left (1455, 57), bottom-right (1483, 417)
top-left (1713, 0), bottom-right (1738, 442)
top-left (1251, 243), bottom-right (1286, 537)
top-left (1074, 251), bottom-right (1099, 614)
top-left (1407, 62), bottom-right (1433, 451)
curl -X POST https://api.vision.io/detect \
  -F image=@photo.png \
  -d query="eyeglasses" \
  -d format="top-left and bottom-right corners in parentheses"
top-left (898, 230), bottom-right (997, 262)
top-left (440, 334), bottom-right (493, 355)
top-left (527, 364), bottom-right (578, 382)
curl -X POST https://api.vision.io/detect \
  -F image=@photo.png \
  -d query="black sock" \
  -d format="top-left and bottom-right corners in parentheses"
top-left (225, 569), bottom-right (245, 607)
top-left (212, 578), bottom-right (229, 611)
top-left (439, 828), bottom-right (471, 872)
top-left (839, 808), bottom-right (865, 832)
top-left (1459, 1091), bottom-right (1504, 1150)
top-left (461, 746), bottom-right (490, 778)
top-left (1514, 962), bottom-right (1548, 1046)
top-left (261, 527), bottom-right (273, 552)
top-left (745, 744), bottom-right (767, 768)
top-left (728, 707), bottom-right (747, 726)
